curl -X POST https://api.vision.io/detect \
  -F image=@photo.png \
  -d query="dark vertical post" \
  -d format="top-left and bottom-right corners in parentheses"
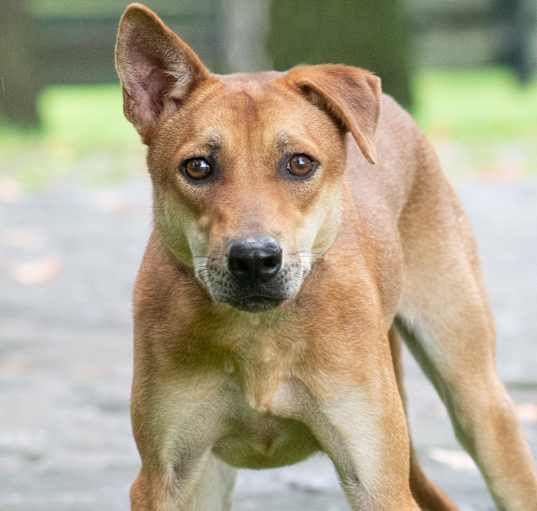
top-left (0, 0), bottom-right (41, 126)
top-left (499, 0), bottom-right (537, 83)
top-left (267, 0), bottom-right (413, 108)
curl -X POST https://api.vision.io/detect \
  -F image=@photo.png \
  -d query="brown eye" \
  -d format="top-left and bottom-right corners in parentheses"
top-left (287, 154), bottom-right (316, 178)
top-left (182, 157), bottom-right (213, 181)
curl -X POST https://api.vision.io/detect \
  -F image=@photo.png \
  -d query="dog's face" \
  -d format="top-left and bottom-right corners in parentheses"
top-left (116, 4), bottom-right (380, 312)
top-left (149, 80), bottom-right (348, 312)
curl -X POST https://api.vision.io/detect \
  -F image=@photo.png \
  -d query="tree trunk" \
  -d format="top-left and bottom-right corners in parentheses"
top-left (268, 0), bottom-right (412, 108)
top-left (0, 0), bottom-right (41, 126)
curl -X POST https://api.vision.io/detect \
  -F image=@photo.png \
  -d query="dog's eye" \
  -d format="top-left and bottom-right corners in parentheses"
top-left (181, 158), bottom-right (213, 181)
top-left (286, 154), bottom-right (316, 179)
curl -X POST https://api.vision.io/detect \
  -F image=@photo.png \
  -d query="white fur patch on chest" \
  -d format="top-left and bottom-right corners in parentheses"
top-left (216, 308), bottom-right (304, 417)
top-left (240, 345), bottom-right (293, 415)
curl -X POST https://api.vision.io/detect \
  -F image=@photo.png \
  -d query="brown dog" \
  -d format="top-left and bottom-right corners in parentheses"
top-left (115, 4), bottom-right (537, 510)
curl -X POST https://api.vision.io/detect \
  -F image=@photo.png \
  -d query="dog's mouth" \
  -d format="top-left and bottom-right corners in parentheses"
top-left (229, 294), bottom-right (285, 313)
top-left (195, 257), bottom-right (307, 313)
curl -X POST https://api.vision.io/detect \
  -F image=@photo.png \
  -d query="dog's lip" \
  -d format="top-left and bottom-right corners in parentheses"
top-left (242, 294), bottom-right (284, 306)
top-left (230, 294), bottom-right (285, 312)
top-left (246, 293), bottom-right (282, 301)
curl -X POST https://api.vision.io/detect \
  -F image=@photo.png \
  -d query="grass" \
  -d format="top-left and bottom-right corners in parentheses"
top-left (414, 68), bottom-right (537, 140)
top-left (1, 67), bottom-right (536, 188)
top-left (414, 67), bottom-right (537, 178)
top-left (0, 84), bottom-right (142, 188)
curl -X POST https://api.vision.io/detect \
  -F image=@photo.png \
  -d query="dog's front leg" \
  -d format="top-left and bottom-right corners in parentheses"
top-left (130, 372), bottom-right (236, 511)
top-left (297, 354), bottom-right (420, 511)
top-left (131, 450), bottom-right (235, 511)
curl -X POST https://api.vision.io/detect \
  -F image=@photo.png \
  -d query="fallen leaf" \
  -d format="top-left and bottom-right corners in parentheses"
top-left (93, 191), bottom-right (131, 214)
top-left (428, 448), bottom-right (477, 471)
top-left (2, 228), bottom-right (44, 249)
top-left (515, 403), bottom-right (537, 424)
top-left (0, 177), bottom-right (23, 203)
top-left (477, 160), bottom-right (525, 182)
top-left (12, 256), bottom-right (62, 285)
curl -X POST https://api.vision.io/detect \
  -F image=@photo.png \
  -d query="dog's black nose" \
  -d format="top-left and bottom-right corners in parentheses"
top-left (228, 236), bottom-right (282, 284)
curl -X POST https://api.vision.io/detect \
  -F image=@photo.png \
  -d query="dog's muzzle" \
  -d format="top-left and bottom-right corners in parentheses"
top-left (194, 235), bottom-right (309, 313)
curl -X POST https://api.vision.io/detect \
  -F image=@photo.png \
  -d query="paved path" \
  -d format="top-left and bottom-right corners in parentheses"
top-left (1, 175), bottom-right (536, 510)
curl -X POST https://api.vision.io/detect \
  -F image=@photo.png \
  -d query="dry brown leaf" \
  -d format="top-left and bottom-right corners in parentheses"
top-left (12, 256), bottom-right (62, 285)
top-left (515, 403), bottom-right (537, 424)
top-left (0, 177), bottom-right (23, 203)
top-left (477, 163), bottom-right (525, 182)
top-left (93, 191), bottom-right (132, 214)
top-left (2, 228), bottom-right (44, 249)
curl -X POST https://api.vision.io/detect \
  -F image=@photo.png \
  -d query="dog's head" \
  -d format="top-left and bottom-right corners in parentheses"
top-left (116, 4), bottom-right (381, 312)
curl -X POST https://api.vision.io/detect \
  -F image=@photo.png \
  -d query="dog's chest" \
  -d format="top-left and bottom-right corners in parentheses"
top-left (212, 320), bottom-right (319, 468)
top-left (238, 338), bottom-right (294, 414)
top-left (216, 313), bottom-right (303, 413)
top-left (213, 388), bottom-right (318, 469)
top-left (214, 371), bottom-right (319, 469)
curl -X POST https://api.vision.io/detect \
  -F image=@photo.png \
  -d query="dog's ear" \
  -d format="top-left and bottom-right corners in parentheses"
top-left (286, 65), bottom-right (381, 164)
top-left (115, 3), bottom-right (210, 143)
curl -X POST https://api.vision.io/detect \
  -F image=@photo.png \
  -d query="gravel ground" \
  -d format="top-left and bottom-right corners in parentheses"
top-left (1, 173), bottom-right (536, 510)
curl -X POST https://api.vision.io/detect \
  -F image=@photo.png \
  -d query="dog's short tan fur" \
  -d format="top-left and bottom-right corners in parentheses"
top-left (115, 5), bottom-right (537, 510)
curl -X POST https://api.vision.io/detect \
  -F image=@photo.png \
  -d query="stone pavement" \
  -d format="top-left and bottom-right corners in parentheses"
top-left (1, 174), bottom-right (536, 510)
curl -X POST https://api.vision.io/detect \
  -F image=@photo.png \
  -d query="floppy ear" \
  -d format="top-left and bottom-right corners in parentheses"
top-left (115, 3), bottom-right (210, 143)
top-left (286, 65), bottom-right (381, 164)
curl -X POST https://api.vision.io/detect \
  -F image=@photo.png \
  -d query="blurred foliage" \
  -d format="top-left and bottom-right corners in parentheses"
top-left (28, 0), bottom-right (215, 17)
top-left (1, 0), bottom-right (224, 127)
top-left (0, 84), bottom-right (142, 189)
top-left (416, 68), bottom-right (537, 139)
top-left (268, 0), bottom-right (412, 108)
top-left (1, 68), bottom-right (536, 189)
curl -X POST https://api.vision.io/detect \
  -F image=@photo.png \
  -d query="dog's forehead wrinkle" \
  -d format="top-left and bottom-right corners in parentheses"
top-left (217, 70), bottom-right (283, 88)
top-left (276, 131), bottom-right (290, 151)
top-left (188, 86), bottom-right (324, 160)
top-left (205, 132), bottom-right (221, 148)
top-left (190, 89), bottom-right (267, 150)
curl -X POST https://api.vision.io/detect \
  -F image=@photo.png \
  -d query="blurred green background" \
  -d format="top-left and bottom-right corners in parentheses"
top-left (1, 0), bottom-right (537, 189)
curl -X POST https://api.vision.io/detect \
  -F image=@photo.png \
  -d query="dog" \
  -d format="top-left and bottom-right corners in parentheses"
top-left (115, 4), bottom-right (537, 510)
